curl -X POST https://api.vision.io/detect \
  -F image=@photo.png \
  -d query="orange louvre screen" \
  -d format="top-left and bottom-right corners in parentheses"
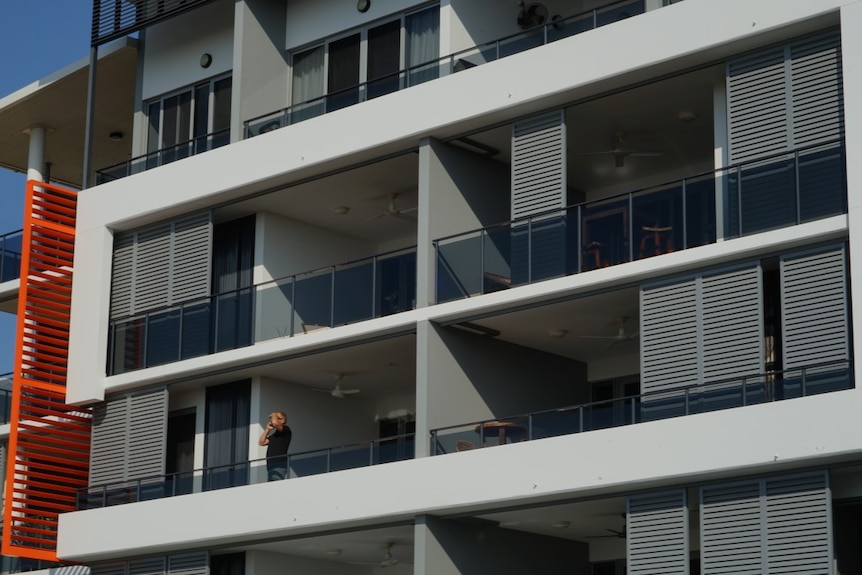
top-left (2, 180), bottom-right (92, 562)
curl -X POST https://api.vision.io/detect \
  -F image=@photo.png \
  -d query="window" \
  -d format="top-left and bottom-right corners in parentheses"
top-left (290, 5), bottom-right (439, 120)
top-left (145, 74), bottom-right (232, 166)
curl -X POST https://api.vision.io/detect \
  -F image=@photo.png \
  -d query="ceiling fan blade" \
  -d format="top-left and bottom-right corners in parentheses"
top-left (311, 388), bottom-right (331, 393)
top-left (577, 335), bottom-right (618, 340)
top-left (365, 213), bottom-right (385, 222)
top-left (394, 212), bottom-right (417, 222)
top-left (628, 151), bottom-right (664, 157)
top-left (603, 339), bottom-right (619, 350)
top-left (401, 206), bottom-right (418, 214)
top-left (341, 388), bottom-right (360, 395)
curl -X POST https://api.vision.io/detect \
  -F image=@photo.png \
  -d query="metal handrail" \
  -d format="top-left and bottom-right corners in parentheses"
top-left (430, 360), bottom-right (852, 455)
top-left (95, 128), bottom-right (231, 183)
top-left (108, 245), bottom-right (416, 324)
top-left (78, 432), bottom-right (416, 509)
top-left (433, 138), bottom-right (844, 245)
top-left (244, 0), bottom-right (648, 137)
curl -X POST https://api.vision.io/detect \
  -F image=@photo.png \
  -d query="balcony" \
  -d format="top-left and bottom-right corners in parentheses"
top-left (0, 229), bottom-right (22, 284)
top-left (435, 140), bottom-right (845, 302)
top-left (108, 247), bottom-right (416, 375)
top-left (78, 432), bottom-right (415, 509)
top-left (94, 129), bottom-right (229, 184)
top-left (243, 0), bottom-right (649, 138)
top-left (431, 361), bottom-right (853, 454)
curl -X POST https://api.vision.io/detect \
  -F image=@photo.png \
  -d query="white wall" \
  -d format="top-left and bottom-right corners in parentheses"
top-left (285, 0), bottom-right (429, 51)
top-left (256, 376), bottom-right (378, 455)
top-left (141, 0), bottom-right (235, 100)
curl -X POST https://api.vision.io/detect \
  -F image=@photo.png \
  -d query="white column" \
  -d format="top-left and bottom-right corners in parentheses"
top-left (26, 124), bottom-right (47, 182)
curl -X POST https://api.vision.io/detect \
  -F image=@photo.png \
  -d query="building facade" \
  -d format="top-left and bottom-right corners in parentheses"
top-left (1, 0), bottom-right (861, 573)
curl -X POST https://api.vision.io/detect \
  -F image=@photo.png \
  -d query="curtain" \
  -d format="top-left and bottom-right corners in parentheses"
top-left (406, 7), bottom-right (440, 85)
top-left (292, 46), bottom-right (324, 102)
top-left (204, 381), bottom-right (250, 490)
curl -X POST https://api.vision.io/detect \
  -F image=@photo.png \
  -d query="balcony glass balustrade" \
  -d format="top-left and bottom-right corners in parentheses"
top-left (243, 0), bottom-right (648, 137)
top-left (94, 128), bottom-right (230, 184)
top-left (0, 373), bottom-right (11, 425)
top-left (108, 247), bottom-right (416, 375)
top-left (431, 360), bottom-right (852, 455)
top-left (435, 140), bottom-right (846, 302)
top-left (0, 229), bottom-right (23, 283)
top-left (78, 433), bottom-right (415, 509)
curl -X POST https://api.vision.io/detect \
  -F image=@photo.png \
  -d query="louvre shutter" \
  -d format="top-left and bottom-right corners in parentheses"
top-left (640, 277), bottom-right (699, 396)
top-left (126, 387), bottom-right (168, 481)
top-left (701, 480), bottom-right (763, 574)
top-left (90, 564), bottom-right (128, 575)
top-left (89, 394), bottom-right (131, 487)
top-left (129, 557), bottom-right (167, 575)
top-left (511, 110), bottom-right (566, 220)
top-left (790, 30), bottom-right (843, 148)
top-left (171, 212), bottom-right (213, 306)
top-left (111, 232), bottom-right (134, 320)
top-left (765, 472), bottom-right (831, 574)
top-left (134, 223), bottom-right (172, 312)
top-left (781, 244), bottom-right (848, 369)
top-left (727, 46), bottom-right (789, 164)
top-left (109, 212), bottom-right (213, 318)
top-left (628, 490), bottom-right (688, 575)
top-left (169, 552), bottom-right (209, 575)
top-left (701, 264), bottom-right (763, 383)
top-left (89, 387), bottom-right (167, 487)
top-left (511, 110), bottom-right (567, 284)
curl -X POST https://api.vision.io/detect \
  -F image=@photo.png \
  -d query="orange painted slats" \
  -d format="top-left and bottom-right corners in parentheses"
top-left (3, 181), bottom-right (92, 563)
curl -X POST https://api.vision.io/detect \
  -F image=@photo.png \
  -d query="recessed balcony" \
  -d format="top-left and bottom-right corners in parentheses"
top-left (107, 246), bottom-right (416, 375)
top-left (434, 139), bottom-right (846, 302)
top-left (0, 228), bottom-right (22, 283)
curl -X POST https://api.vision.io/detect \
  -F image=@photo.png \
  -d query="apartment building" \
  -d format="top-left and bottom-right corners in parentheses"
top-left (0, 0), bottom-right (861, 573)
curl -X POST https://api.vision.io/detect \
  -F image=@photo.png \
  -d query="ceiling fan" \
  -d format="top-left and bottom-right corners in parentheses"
top-left (579, 316), bottom-right (639, 349)
top-left (517, 2), bottom-right (549, 28)
top-left (312, 373), bottom-right (360, 398)
top-left (365, 192), bottom-right (417, 222)
top-left (579, 131), bottom-right (663, 168)
top-left (379, 542), bottom-right (399, 568)
top-left (588, 519), bottom-right (627, 539)
top-left (347, 542), bottom-right (400, 568)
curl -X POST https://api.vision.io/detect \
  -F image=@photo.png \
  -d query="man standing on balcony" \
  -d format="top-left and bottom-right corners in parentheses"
top-left (259, 411), bottom-right (292, 481)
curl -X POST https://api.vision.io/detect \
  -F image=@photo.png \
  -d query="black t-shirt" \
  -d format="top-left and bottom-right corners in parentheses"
top-left (266, 426), bottom-right (292, 459)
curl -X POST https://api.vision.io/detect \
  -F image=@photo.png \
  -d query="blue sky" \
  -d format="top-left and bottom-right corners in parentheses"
top-left (0, 1), bottom-right (93, 373)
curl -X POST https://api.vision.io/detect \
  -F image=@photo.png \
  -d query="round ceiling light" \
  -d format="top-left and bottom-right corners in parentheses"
top-left (357, 0), bottom-right (370, 13)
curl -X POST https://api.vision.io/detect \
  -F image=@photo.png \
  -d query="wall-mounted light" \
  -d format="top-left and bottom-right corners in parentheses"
top-left (200, 53), bottom-right (213, 68)
top-left (357, 0), bottom-right (370, 13)
top-left (109, 131), bottom-right (124, 141)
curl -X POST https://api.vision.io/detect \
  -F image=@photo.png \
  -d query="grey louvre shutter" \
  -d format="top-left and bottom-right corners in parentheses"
top-left (90, 564), bottom-right (128, 575)
top-left (169, 552), bottom-right (209, 575)
top-left (129, 557), bottom-right (167, 575)
top-left (109, 212), bottom-right (213, 317)
top-left (765, 472), bottom-right (832, 574)
top-left (627, 490), bottom-right (688, 575)
top-left (701, 264), bottom-right (763, 383)
top-left (701, 472), bottom-right (832, 575)
top-left (790, 29), bottom-right (843, 148)
top-left (701, 480), bottom-right (763, 574)
top-left (727, 46), bottom-right (788, 164)
top-left (170, 212), bottom-right (213, 305)
top-left (134, 223), bottom-right (172, 312)
top-left (111, 232), bottom-right (134, 320)
top-left (640, 276), bottom-right (699, 398)
top-left (781, 244), bottom-right (848, 369)
top-left (511, 110), bottom-right (567, 284)
top-left (127, 387), bottom-right (168, 481)
top-left (89, 387), bottom-right (167, 487)
top-left (511, 110), bottom-right (566, 220)
top-left (89, 394), bottom-right (131, 487)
